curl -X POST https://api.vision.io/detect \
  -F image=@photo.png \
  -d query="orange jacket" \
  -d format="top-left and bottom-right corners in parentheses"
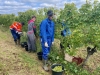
top-left (10, 22), bottom-right (22, 32)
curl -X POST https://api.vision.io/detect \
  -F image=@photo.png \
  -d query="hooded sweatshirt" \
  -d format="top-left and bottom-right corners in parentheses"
top-left (28, 19), bottom-right (36, 34)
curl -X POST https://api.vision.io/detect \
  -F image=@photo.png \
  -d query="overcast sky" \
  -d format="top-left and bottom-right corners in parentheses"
top-left (0, 0), bottom-right (98, 15)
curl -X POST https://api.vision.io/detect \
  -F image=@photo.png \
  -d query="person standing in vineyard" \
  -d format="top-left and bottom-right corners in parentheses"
top-left (10, 22), bottom-right (25, 45)
top-left (27, 16), bottom-right (37, 53)
top-left (40, 10), bottom-right (55, 71)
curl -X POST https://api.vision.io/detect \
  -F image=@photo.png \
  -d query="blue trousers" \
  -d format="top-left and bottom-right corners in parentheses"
top-left (10, 29), bottom-right (20, 41)
top-left (41, 38), bottom-right (52, 60)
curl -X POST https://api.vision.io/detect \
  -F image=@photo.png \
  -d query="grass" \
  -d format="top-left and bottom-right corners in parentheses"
top-left (19, 52), bottom-right (51, 75)
top-left (0, 25), bottom-right (10, 41)
top-left (19, 52), bottom-right (38, 69)
top-left (0, 62), bottom-right (8, 75)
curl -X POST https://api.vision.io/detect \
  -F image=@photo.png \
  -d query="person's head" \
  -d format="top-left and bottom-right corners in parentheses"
top-left (32, 16), bottom-right (36, 22)
top-left (47, 10), bottom-right (54, 20)
top-left (21, 22), bottom-right (25, 26)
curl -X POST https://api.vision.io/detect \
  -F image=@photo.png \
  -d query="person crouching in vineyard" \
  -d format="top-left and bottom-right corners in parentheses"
top-left (27, 16), bottom-right (37, 53)
top-left (10, 22), bottom-right (25, 45)
top-left (40, 10), bottom-right (55, 71)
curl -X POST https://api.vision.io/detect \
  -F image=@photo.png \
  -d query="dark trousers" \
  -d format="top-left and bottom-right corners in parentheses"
top-left (10, 29), bottom-right (20, 41)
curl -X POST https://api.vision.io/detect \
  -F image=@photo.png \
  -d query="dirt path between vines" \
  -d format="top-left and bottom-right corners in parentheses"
top-left (0, 30), bottom-right (51, 75)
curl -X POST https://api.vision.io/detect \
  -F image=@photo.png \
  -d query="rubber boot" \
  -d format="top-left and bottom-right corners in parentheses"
top-left (46, 60), bottom-right (51, 65)
top-left (18, 39), bottom-right (20, 45)
top-left (42, 59), bottom-right (49, 72)
top-left (14, 40), bottom-right (17, 45)
top-left (46, 54), bottom-right (51, 65)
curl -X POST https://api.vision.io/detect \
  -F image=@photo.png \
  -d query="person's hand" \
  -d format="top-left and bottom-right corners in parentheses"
top-left (44, 42), bottom-right (49, 47)
top-left (16, 31), bottom-right (18, 33)
top-left (52, 42), bottom-right (54, 45)
top-left (18, 32), bottom-right (22, 34)
top-left (20, 32), bottom-right (24, 36)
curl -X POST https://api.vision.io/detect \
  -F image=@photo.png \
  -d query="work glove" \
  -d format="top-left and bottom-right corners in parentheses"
top-left (16, 31), bottom-right (18, 33)
top-left (18, 32), bottom-right (22, 35)
top-left (52, 42), bottom-right (54, 45)
top-left (44, 42), bottom-right (49, 47)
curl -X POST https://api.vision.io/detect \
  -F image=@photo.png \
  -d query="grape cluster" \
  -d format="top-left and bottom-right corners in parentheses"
top-left (52, 66), bottom-right (63, 72)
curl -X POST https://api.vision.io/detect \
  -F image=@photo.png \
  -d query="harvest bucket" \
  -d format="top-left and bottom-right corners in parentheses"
top-left (51, 64), bottom-right (64, 75)
top-left (21, 42), bottom-right (25, 48)
top-left (21, 42), bottom-right (27, 48)
top-left (37, 52), bottom-right (43, 60)
top-left (24, 44), bottom-right (28, 51)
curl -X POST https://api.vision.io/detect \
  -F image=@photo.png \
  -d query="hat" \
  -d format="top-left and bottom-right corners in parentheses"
top-left (47, 10), bottom-right (53, 17)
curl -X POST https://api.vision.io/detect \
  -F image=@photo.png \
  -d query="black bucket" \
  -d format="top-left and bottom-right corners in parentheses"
top-left (37, 52), bottom-right (43, 60)
top-left (21, 42), bottom-right (27, 48)
top-left (51, 64), bottom-right (64, 75)
top-left (21, 42), bottom-right (25, 48)
top-left (24, 44), bottom-right (28, 51)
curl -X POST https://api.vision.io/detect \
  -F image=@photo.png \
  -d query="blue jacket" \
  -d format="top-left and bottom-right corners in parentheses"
top-left (40, 18), bottom-right (55, 42)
